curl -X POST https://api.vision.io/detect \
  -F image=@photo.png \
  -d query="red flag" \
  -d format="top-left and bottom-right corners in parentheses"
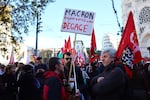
top-left (64, 39), bottom-right (67, 48)
top-left (116, 11), bottom-right (142, 78)
top-left (9, 48), bottom-right (14, 64)
top-left (62, 39), bottom-right (67, 54)
top-left (90, 29), bottom-right (99, 63)
top-left (62, 36), bottom-right (72, 54)
top-left (66, 35), bottom-right (72, 52)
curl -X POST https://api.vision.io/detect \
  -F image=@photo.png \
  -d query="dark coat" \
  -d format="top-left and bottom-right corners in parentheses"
top-left (1, 72), bottom-right (17, 100)
top-left (90, 63), bottom-right (126, 100)
top-left (35, 64), bottom-right (48, 89)
top-left (64, 66), bottom-right (85, 94)
top-left (17, 72), bottom-right (41, 100)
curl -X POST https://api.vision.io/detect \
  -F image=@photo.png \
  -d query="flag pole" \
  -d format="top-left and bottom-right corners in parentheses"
top-left (68, 33), bottom-right (78, 93)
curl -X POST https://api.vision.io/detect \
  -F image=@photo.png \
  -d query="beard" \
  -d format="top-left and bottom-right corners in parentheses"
top-left (66, 61), bottom-right (71, 67)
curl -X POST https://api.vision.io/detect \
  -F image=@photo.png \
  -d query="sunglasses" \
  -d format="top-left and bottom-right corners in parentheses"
top-left (65, 58), bottom-right (72, 60)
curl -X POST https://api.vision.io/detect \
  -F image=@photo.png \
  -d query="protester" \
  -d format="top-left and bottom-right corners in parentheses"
top-left (0, 64), bottom-right (5, 76)
top-left (43, 57), bottom-right (68, 100)
top-left (132, 62), bottom-right (149, 100)
top-left (15, 62), bottom-right (24, 81)
top-left (87, 60), bottom-right (104, 79)
top-left (80, 64), bottom-right (91, 100)
top-left (0, 64), bottom-right (5, 100)
top-left (86, 60), bottom-right (104, 100)
top-left (35, 57), bottom-right (48, 97)
top-left (17, 64), bottom-right (41, 100)
top-left (63, 52), bottom-right (85, 100)
top-left (90, 48), bottom-right (127, 100)
top-left (35, 57), bottom-right (48, 73)
top-left (2, 64), bottom-right (17, 100)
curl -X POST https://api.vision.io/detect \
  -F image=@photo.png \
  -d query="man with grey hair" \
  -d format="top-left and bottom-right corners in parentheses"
top-left (100, 48), bottom-right (116, 66)
top-left (90, 47), bottom-right (129, 100)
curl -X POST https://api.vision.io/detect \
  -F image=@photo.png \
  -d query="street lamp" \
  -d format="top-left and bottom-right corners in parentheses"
top-left (32, 0), bottom-right (42, 56)
top-left (32, 0), bottom-right (55, 56)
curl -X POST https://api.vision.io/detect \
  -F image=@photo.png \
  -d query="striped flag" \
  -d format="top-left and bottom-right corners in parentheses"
top-left (9, 48), bottom-right (14, 64)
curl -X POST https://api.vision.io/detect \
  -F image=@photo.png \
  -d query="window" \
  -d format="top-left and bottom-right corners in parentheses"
top-left (139, 7), bottom-right (150, 24)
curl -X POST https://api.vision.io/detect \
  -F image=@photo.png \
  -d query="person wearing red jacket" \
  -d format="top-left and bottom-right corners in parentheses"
top-left (43, 57), bottom-right (68, 100)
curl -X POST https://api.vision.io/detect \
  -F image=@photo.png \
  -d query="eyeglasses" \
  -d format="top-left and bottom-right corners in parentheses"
top-left (65, 58), bottom-right (72, 60)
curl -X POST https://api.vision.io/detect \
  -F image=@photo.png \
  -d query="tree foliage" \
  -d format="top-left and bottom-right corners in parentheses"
top-left (0, 0), bottom-right (55, 55)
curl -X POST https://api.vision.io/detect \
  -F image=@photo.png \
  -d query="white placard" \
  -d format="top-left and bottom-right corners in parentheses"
top-left (61, 8), bottom-right (96, 35)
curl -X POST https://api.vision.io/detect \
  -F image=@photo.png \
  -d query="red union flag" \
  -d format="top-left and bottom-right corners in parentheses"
top-left (116, 11), bottom-right (142, 78)
top-left (89, 29), bottom-right (99, 63)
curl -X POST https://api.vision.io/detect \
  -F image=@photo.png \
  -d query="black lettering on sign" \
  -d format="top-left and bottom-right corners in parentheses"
top-left (65, 9), bottom-right (94, 20)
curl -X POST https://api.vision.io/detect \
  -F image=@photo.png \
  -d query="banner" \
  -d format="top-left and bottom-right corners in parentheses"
top-left (74, 40), bottom-right (85, 67)
top-left (61, 8), bottom-right (96, 35)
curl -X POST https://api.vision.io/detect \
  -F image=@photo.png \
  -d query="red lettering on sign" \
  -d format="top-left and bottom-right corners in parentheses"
top-left (62, 22), bottom-right (67, 29)
top-left (83, 25), bottom-right (88, 32)
top-left (62, 22), bottom-right (88, 33)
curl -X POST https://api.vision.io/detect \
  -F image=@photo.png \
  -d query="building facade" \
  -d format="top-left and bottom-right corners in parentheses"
top-left (121, 0), bottom-right (150, 57)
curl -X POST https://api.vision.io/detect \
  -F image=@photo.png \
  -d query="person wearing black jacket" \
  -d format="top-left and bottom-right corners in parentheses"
top-left (1, 64), bottom-right (17, 100)
top-left (17, 64), bottom-right (41, 100)
top-left (90, 48), bottom-right (127, 100)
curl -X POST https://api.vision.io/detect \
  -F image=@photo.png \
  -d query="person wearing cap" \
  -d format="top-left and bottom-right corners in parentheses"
top-left (35, 57), bottom-right (48, 98)
top-left (35, 57), bottom-right (48, 72)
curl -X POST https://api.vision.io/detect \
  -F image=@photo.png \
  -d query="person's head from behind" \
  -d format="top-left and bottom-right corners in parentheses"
top-left (63, 52), bottom-right (72, 67)
top-left (0, 64), bottom-right (5, 75)
top-left (17, 62), bottom-right (24, 69)
top-left (49, 57), bottom-right (64, 75)
top-left (101, 48), bottom-right (116, 67)
top-left (5, 64), bottom-right (16, 74)
top-left (36, 57), bottom-right (42, 64)
top-left (0, 64), bottom-right (5, 71)
top-left (22, 64), bottom-right (34, 74)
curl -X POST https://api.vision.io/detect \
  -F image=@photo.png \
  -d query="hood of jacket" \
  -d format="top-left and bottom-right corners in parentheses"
top-left (43, 71), bottom-right (61, 80)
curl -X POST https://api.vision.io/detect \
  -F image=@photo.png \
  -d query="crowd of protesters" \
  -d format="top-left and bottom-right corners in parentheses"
top-left (0, 47), bottom-right (150, 100)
